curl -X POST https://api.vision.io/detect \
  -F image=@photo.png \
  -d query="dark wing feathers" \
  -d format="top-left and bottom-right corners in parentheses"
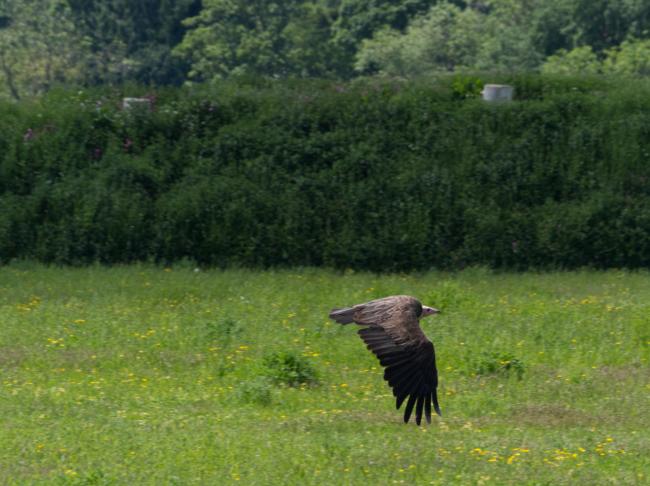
top-left (396, 392), bottom-right (408, 410)
top-left (358, 325), bottom-right (441, 424)
top-left (404, 395), bottom-right (417, 424)
top-left (381, 354), bottom-right (413, 368)
top-left (415, 395), bottom-right (425, 425)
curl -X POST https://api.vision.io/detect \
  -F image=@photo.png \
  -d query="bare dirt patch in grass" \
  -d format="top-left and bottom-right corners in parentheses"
top-left (597, 364), bottom-right (649, 382)
top-left (508, 403), bottom-right (603, 427)
top-left (0, 346), bottom-right (30, 368)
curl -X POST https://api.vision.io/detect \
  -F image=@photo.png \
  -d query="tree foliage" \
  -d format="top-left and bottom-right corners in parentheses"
top-left (67, 0), bottom-right (200, 85)
top-left (332, 0), bottom-right (437, 50)
top-left (543, 38), bottom-right (650, 76)
top-left (604, 38), bottom-right (650, 76)
top-left (3, 0), bottom-right (650, 98)
top-left (0, 0), bottom-right (87, 99)
top-left (175, 0), bottom-right (304, 79)
top-left (355, 1), bottom-right (541, 75)
top-left (542, 46), bottom-right (601, 76)
top-left (174, 0), bottom-right (348, 80)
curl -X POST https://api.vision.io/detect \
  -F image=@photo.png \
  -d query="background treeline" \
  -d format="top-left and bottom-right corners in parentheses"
top-left (2, 75), bottom-right (650, 270)
top-left (3, 0), bottom-right (650, 100)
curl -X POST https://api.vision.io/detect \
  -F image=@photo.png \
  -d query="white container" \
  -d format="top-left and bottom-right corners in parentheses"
top-left (481, 84), bottom-right (514, 102)
top-left (122, 97), bottom-right (152, 110)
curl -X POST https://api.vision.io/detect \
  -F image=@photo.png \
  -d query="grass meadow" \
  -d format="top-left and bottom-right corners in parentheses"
top-left (0, 264), bottom-right (648, 485)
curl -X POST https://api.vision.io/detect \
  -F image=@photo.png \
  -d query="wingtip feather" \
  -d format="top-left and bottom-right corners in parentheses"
top-left (415, 395), bottom-right (425, 425)
top-left (432, 391), bottom-right (442, 416)
top-left (403, 395), bottom-right (417, 423)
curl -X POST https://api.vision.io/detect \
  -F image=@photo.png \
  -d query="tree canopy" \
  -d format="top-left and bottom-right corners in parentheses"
top-left (2, 0), bottom-right (650, 99)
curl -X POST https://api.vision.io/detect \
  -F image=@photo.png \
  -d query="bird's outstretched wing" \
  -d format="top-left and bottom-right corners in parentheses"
top-left (329, 296), bottom-right (441, 424)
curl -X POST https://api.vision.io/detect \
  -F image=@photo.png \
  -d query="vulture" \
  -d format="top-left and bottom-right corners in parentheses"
top-left (329, 295), bottom-right (441, 425)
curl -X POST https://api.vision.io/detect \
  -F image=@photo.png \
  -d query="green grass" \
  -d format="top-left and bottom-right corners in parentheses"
top-left (0, 264), bottom-right (648, 485)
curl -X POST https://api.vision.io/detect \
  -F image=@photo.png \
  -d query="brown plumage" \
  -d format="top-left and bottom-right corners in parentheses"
top-left (329, 295), bottom-right (441, 425)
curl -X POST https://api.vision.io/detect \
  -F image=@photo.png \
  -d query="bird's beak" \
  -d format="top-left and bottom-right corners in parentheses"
top-left (423, 306), bottom-right (440, 316)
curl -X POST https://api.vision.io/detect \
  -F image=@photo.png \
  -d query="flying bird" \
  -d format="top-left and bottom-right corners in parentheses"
top-left (329, 295), bottom-right (441, 425)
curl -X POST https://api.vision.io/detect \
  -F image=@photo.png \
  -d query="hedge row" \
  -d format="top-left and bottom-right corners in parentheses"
top-left (2, 75), bottom-right (650, 271)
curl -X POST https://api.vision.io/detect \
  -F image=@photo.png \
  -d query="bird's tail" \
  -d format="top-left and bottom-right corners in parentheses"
top-left (329, 307), bottom-right (355, 324)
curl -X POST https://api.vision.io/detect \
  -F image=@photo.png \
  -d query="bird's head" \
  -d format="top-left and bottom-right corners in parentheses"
top-left (421, 305), bottom-right (440, 318)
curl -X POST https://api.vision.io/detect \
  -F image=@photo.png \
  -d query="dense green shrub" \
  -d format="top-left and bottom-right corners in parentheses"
top-left (262, 351), bottom-right (318, 387)
top-left (473, 351), bottom-right (525, 379)
top-left (236, 378), bottom-right (274, 406)
top-left (2, 75), bottom-right (650, 270)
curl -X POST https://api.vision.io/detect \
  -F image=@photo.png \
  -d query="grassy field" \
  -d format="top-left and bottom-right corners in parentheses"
top-left (0, 264), bottom-right (648, 485)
